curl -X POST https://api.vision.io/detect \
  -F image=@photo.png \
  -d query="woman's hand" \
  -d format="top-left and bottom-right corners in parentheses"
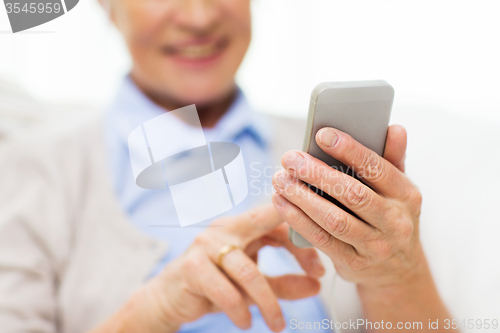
top-left (271, 125), bottom-right (456, 332)
top-left (93, 205), bottom-right (324, 333)
top-left (271, 125), bottom-right (422, 288)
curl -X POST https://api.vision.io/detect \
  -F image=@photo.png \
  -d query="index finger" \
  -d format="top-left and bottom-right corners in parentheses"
top-left (314, 127), bottom-right (411, 198)
top-left (221, 249), bottom-right (286, 332)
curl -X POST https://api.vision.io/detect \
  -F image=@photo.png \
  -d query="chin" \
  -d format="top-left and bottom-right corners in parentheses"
top-left (163, 79), bottom-right (236, 106)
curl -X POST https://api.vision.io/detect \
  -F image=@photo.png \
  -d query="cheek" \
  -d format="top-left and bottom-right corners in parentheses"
top-left (221, 4), bottom-right (252, 70)
top-left (226, 1), bottom-right (252, 42)
top-left (119, 5), bottom-right (170, 56)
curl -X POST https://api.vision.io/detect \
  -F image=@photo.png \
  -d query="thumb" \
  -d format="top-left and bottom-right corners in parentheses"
top-left (383, 124), bottom-right (407, 172)
top-left (223, 204), bottom-right (284, 245)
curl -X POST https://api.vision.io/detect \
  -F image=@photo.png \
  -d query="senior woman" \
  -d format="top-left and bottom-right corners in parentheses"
top-left (0, 0), bottom-right (456, 332)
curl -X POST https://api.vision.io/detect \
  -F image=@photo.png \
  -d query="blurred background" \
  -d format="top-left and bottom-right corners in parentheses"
top-left (1, 0), bottom-right (499, 138)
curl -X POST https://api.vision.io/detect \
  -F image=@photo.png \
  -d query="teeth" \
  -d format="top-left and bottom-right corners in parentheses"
top-left (178, 44), bottom-right (218, 59)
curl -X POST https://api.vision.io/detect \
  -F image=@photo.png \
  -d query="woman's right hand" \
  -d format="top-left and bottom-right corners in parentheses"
top-left (92, 205), bottom-right (324, 333)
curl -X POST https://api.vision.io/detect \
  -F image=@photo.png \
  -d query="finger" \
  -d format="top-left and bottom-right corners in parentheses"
top-left (383, 125), bottom-right (407, 172)
top-left (243, 224), bottom-right (326, 278)
top-left (272, 193), bottom-right (358, 263)
top-left (263, 224), bottom-right (326, 278)
top-left (306, 127), bottom-right (411, 197)
top-left (273, 171), bottom-right (378, 251)
top-left (266, 274), bottom-right (321, 300)
top-left (218, 204), bottom-right (283, 247)
top-left (221, 249), bottom-right (286, 332)
top-left (278, 151), bottom-right (391, 226)
top-left (186, 253), bottom-right (252, 329)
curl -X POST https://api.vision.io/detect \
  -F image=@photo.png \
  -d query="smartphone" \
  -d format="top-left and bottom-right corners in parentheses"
top-left (288, 80), bottom-right (395, 248)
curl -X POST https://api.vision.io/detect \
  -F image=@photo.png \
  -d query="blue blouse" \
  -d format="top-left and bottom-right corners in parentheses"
top-left (104, 77), bottom-right (331, 333)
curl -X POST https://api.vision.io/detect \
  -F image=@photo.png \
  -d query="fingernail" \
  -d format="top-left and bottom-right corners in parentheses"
top-left (318, 128), bottom-right (338, 147)
top-left (273, 317), bottom-right (285, 331)
top-left (273, 194), bottom-right (288, 207)
top-left (283, 152), bottom-right (304, 172)
top-left (273, 171), bottom-right (294, 189)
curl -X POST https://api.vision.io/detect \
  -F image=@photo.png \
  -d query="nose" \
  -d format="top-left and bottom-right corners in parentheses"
top-left (175, 0), bottom-right (219, 33)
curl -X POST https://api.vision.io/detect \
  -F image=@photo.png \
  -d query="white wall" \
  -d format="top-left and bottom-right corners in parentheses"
top-left (0, 0), bottom-right (129, 108)
top-left (1, 0), bottom-right (499, 120)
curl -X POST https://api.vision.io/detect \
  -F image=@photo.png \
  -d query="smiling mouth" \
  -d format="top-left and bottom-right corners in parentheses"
top-left (162, 37), bottom-right (230, 60)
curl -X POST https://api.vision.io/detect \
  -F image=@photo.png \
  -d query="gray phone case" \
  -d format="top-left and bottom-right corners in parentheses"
top-left (288, 80), bottom-right (394, 248)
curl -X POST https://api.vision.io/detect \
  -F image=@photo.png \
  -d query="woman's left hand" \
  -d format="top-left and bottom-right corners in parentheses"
top-left (271, 125), bottom-right (425, 289)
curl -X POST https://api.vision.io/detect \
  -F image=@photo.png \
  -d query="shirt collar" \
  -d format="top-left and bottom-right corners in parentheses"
top-left (107, 76), bottom-right (271, 150)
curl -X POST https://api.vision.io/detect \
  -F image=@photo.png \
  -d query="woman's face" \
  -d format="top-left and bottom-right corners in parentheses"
top-left (110, 0), bottom-right (252, 106)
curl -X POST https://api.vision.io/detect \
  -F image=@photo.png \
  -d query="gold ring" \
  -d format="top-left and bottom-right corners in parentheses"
top-left (216, 244), bottom-right (241, 269)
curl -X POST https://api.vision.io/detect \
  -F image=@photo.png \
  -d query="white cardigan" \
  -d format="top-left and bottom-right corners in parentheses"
top-left (1, 111), bottom-right (499, 333)
top-left (0, 115), bottom-right (361, 333)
